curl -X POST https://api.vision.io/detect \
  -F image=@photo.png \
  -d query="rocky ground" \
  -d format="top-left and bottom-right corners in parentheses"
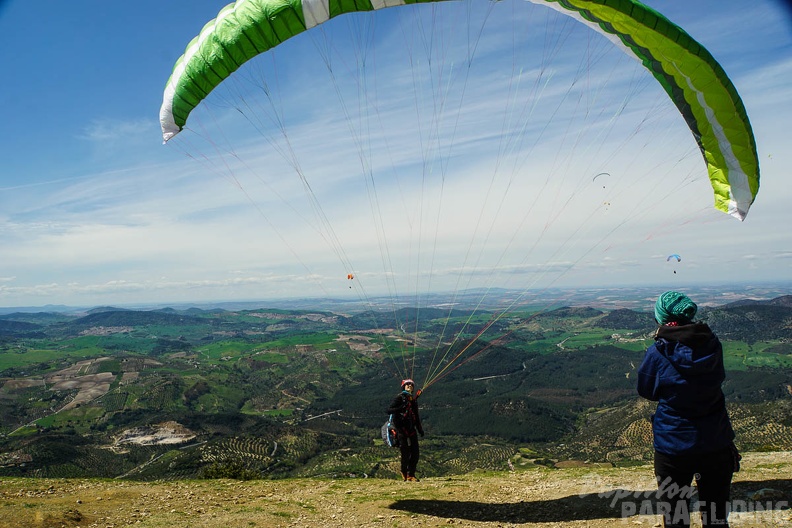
top-left (1, 452), bottom-right (791, 528)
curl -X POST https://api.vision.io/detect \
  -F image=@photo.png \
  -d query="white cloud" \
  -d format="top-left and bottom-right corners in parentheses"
top-left (80, 118), bottom-right (151, 143)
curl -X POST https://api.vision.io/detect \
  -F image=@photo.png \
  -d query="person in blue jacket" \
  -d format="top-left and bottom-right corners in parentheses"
top-left (638, 291), bottom-right (740, 528)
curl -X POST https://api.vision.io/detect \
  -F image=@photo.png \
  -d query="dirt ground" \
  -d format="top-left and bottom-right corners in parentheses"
top-left (1, 452), bottom-right (790, 528)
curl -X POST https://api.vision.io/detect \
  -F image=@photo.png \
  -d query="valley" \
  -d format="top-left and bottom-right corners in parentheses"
top-left (1, 292), bottom-right (791, 481)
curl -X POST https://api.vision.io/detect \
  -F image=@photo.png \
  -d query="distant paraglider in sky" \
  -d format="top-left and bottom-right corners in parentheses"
top-left (667, 254), bottom-right (682, 274)
top-left (593, 172), bottom-right (609, 189)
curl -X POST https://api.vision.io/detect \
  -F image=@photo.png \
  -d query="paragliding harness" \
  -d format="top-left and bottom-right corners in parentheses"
top-left (381, 414), bottom-right (400, 448)
top-left (383, 388), bottom-right (422, 447)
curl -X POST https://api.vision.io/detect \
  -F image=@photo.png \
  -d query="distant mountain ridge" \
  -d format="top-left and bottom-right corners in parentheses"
top-left (701, 300), bottom-right (792, 341)
top-left (594, 308), bottom-right (653, 330)
top-left (2, 295), bottom-right (792, 343)
top-left (721, 294), bottom-right (792, 308)
top-left (72, 310), bottom-right (207, 329)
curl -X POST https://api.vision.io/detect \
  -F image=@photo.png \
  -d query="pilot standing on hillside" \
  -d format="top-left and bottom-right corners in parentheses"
top-left (387, 379), bottom-right (424, 481)
top-left (638, 291), bottom-right (740, 528)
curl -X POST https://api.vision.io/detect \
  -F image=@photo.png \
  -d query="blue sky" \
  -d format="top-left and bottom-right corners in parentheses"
top-left (1, 0), bottom-right (791, 308)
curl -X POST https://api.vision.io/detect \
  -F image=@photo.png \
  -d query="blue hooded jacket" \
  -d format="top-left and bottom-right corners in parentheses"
top-left (637, 322), bottom-right (734, 455)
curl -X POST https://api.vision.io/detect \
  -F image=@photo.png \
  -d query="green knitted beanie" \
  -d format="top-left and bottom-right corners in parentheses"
top-left (654, 291), bottom-right (697, 324)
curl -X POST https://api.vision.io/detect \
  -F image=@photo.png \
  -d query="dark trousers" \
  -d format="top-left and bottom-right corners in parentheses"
top-left (654, 446), bottom-right (734, 527)
top-left (398, 433), bottom-right (420, 478)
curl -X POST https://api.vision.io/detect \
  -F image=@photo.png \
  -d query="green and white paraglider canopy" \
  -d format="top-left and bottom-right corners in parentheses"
top-left (160, 0), bottom-right (759, 220)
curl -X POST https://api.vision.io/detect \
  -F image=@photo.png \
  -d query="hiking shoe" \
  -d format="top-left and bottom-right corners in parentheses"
top-left (407, 476), bottom-right (419, 482)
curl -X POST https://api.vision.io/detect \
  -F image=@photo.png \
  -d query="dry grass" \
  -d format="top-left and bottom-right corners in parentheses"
top-left (1, 452), bottom-right (791, 528)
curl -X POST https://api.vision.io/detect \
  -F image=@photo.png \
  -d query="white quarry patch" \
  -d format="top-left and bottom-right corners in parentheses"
top-left (114, 421), bottom-right (196, 446)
